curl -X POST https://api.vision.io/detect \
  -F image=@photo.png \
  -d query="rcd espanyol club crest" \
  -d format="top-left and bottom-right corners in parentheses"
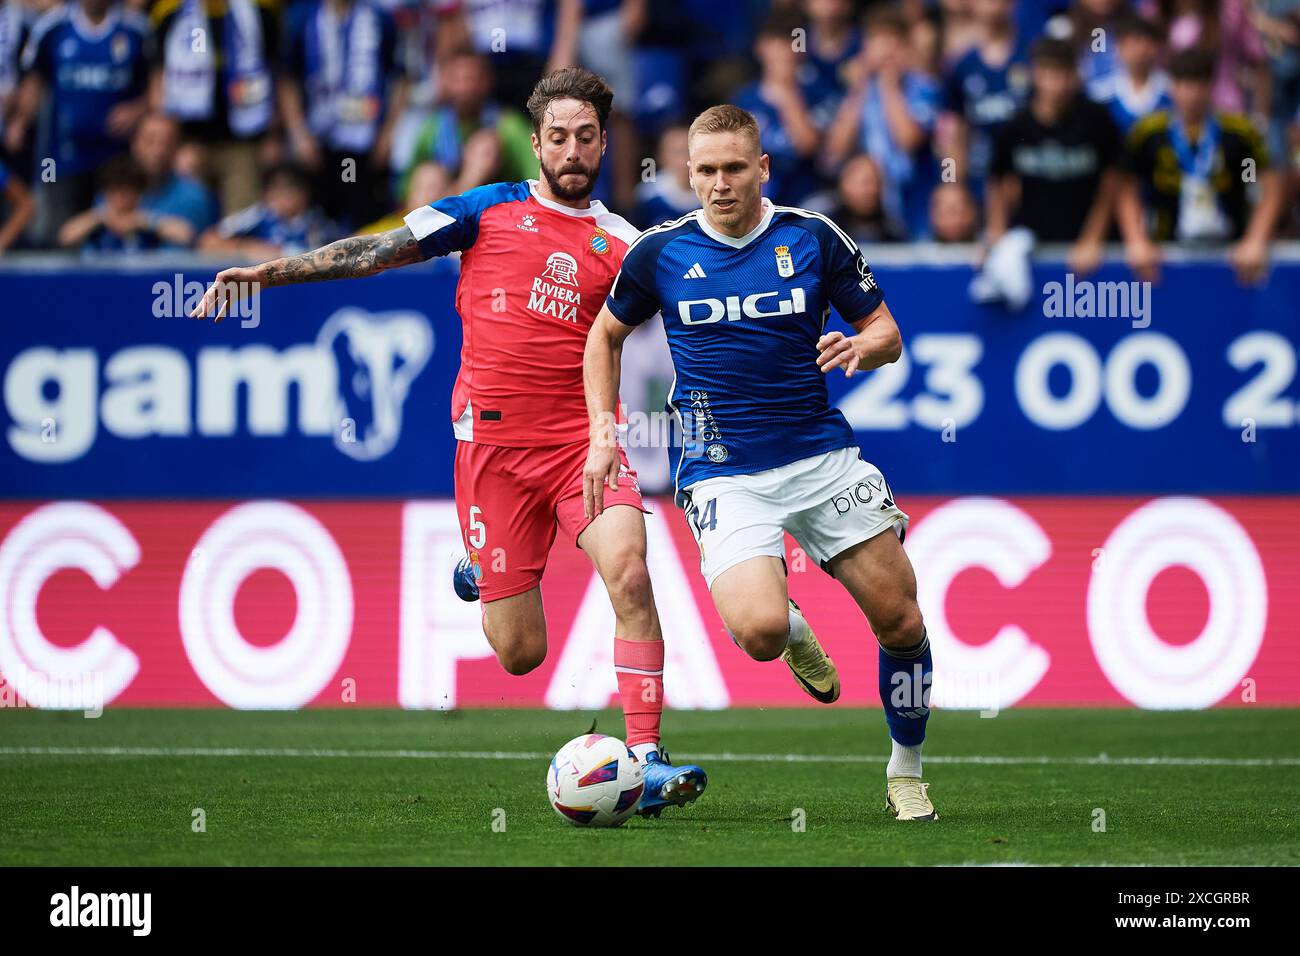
top-left (774, 245), bottom-right (794, 278)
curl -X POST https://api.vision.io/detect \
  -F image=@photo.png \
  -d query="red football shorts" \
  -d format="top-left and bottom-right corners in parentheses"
top-left (453, 439), bottom-right (649, 602)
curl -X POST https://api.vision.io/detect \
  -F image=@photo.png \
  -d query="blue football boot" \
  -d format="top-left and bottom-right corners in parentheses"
top-left (637, 747), bottom-right (707, 818)
top-left (453, 555), bottom-right (481, 602)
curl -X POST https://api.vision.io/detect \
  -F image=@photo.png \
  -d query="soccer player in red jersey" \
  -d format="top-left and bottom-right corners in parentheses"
top-left (191, 69), bottom-right (706, 816)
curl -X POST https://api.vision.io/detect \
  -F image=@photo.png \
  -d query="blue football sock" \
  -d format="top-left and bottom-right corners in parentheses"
top-left (878, 630), bottom-right (932, 747)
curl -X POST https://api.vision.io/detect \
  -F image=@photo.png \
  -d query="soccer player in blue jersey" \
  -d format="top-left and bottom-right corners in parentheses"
top-left (583, 104), bottom-right (938, 821)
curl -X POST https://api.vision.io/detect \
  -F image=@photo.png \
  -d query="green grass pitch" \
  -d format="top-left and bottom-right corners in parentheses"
top-left (2, 707), bottom-right (1297, 866)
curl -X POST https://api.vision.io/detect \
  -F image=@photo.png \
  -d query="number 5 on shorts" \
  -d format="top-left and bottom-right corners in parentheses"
top-left (468, 505), bottom-right (486, 549)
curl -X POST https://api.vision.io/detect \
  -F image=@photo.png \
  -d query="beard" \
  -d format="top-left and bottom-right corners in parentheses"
top-left (540, 157), bottom-right (602, 201)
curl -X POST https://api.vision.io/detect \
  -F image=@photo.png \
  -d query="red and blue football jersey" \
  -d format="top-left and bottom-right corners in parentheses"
top-left (404, 179), bottom-right (638, 447)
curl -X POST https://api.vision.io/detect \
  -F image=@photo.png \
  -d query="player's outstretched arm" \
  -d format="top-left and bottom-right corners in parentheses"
top-left (582, 305), bottom-right (637, 519)
top-left (189, 225), bottom-right (427, 322)
top-left (817, 300), bottom-right (903, 378)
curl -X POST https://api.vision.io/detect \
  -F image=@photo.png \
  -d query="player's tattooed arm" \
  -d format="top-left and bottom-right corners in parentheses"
top-left (257, 226), bottom-right (426, 286)
top-left (190, 226), bottom-right (427, 320)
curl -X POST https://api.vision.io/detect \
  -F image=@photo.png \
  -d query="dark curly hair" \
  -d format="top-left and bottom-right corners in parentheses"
top-left (525, 67), bottom-right (614, 135)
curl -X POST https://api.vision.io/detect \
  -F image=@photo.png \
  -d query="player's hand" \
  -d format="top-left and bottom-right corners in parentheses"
top-left (582, 442), bottom-right (621, 520)
top-left (190, 266), bottom-right (262, 323)
top-left (817, 330), bottom-right (866, 378)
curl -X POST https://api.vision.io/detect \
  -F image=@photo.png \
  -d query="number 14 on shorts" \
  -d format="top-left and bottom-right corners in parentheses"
top-left (686, 498), bottom-right (717, 539)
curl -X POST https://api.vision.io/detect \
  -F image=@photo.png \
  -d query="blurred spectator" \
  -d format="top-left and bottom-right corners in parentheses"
top-left (576, 1), bottom-right (644, 208)
top-left (1255, 0), bottom-right (1300, 166)
top-left (150, 0), bottom-right (278, 215)
top-left (9, 0), bottom-right (150, 246)
top-left (941, 0), bottom-right (1032, 194)
top-left (58, 154), bottom-right (194, 250)
top-left (0, 154), bottom-right (35, 250)
top-left (798, 0), bottom-right (862, 129)
top-left (129, 110), bottom-right (217, 238)
top-left (173, 137), bottom-right (204, 177)
top-left (733, 10), bottom-right (824, 207)
top-left (461, 0), bottom-right (581, 107)
top-left (0, 0), bottom-right (31, 156)
top-left (930, 179), bottom-right (980, 240)
top-left (280, 0), bottom-right (408, 231)
top-left (1159, 0), bottom-right (1267, 115)
top-left (384, 0), bottom-right (466, 179)
top-left (976, 37), bottom-right (1120, 306)
top-left (634, 123), bottom-right (695, 228)
top-left (1086, 13), bottom-right (1170, 132)
top-left (198, 161), bottom-right (338, 257)
top-left (909, 4), bottom-right (943, 78)
top-left (832, 151), bottom-right (907, 242)
top-left (401, 48), bottom-right (535, 198)
top-left (359, 157), bottom-right (451, 233)
top-left (1065, 0), bottom-right (1127, 85)
top-left (827, 6), bottom-right (941, 237)
top-left (1118, 48), bottom-right (1284, 282)
top-left (988, 36), bottom-right (1119, 253)
top-left (937, 0), bottom-right (984, 61)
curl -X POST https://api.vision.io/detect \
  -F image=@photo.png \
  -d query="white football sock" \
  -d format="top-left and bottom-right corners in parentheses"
top-left (887, 739), bottom-right (923, 779)
top-left (630, 742), bottom-right (659, 763)
top-left (786, 606), bottom-right (809, 646)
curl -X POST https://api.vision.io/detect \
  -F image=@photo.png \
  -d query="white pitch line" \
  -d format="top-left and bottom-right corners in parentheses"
top-left (0, 746), bottom-right (1297, 767)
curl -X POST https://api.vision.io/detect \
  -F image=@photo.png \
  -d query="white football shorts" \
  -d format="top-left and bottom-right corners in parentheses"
top-left (679, 446), bottom-right (909, 588)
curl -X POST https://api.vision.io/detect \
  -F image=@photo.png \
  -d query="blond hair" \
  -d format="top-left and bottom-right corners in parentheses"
top-left (687, 105), bottom-right (762, 153)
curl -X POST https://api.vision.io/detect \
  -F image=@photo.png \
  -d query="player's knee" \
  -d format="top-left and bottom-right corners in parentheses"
top-left (485, 619), bottom-right (547, 675)
top-left (728, 611), bottom-right (791, 662)
top-left (497, 641), bottom-right (546, 676)
top-left (875, 602), bottom-right (925, 650)
top-left (601, 548), bottom-right (652, 612)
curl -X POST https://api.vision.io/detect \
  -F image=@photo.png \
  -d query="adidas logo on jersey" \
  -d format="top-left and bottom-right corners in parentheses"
top-left (683, 263), bottom-right (707, 279)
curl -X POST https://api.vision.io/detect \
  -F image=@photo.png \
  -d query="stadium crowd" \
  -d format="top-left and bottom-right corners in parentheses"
top-left (0, 0), bottom-right (1297, 285)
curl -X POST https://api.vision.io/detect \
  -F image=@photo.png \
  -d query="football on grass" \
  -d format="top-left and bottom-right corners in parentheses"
top-left (546, 734), bottom-right (645, 827)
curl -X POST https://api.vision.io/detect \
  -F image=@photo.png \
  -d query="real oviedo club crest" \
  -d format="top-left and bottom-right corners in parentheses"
top-left (774, 245), bottom-right (794, 278)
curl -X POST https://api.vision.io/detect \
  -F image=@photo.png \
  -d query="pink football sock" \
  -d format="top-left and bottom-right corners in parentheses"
top-left (614, 638), bottom-right (664, 748)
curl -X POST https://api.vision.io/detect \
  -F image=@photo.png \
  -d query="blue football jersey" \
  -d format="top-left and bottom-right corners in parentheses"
top-left (22, 4), bottom-right (149, 175)
top-left (607, 199), bottom-right (885, 494)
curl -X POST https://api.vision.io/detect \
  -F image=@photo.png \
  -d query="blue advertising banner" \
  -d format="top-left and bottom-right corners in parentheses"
top-left (1, 252), bottom-right (1297, 497)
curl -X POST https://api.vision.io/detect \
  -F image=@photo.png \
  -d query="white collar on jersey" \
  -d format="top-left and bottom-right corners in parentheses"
top-left (527, 179), bottom-right (609, 218)
top-left (695, 197), bottom-right (776, 249)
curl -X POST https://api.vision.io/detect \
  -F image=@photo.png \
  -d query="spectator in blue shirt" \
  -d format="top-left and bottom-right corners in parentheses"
top-left (128, 111), bottom-right (218, 241)
top-left (733, 10), bottom-right (824, 207)
top-left (827, 6), bottom-right (941, 238)
top-left (199, 162), bottom-right (339, 258)
top-left (798, 0), bottom-right (862, 130)
top-left (0, 0), bottom-right (31, 156)
top-left (10, 0), bottom-right (150, 246)
top-left (634, 123), bottom-right (696, 228)
top-left (1086, 13), bottom-right (1171, 133)
top-left (940, 0), bottom-right (1032, 197)
top-left (58, 154), bottom-right (194, 252)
